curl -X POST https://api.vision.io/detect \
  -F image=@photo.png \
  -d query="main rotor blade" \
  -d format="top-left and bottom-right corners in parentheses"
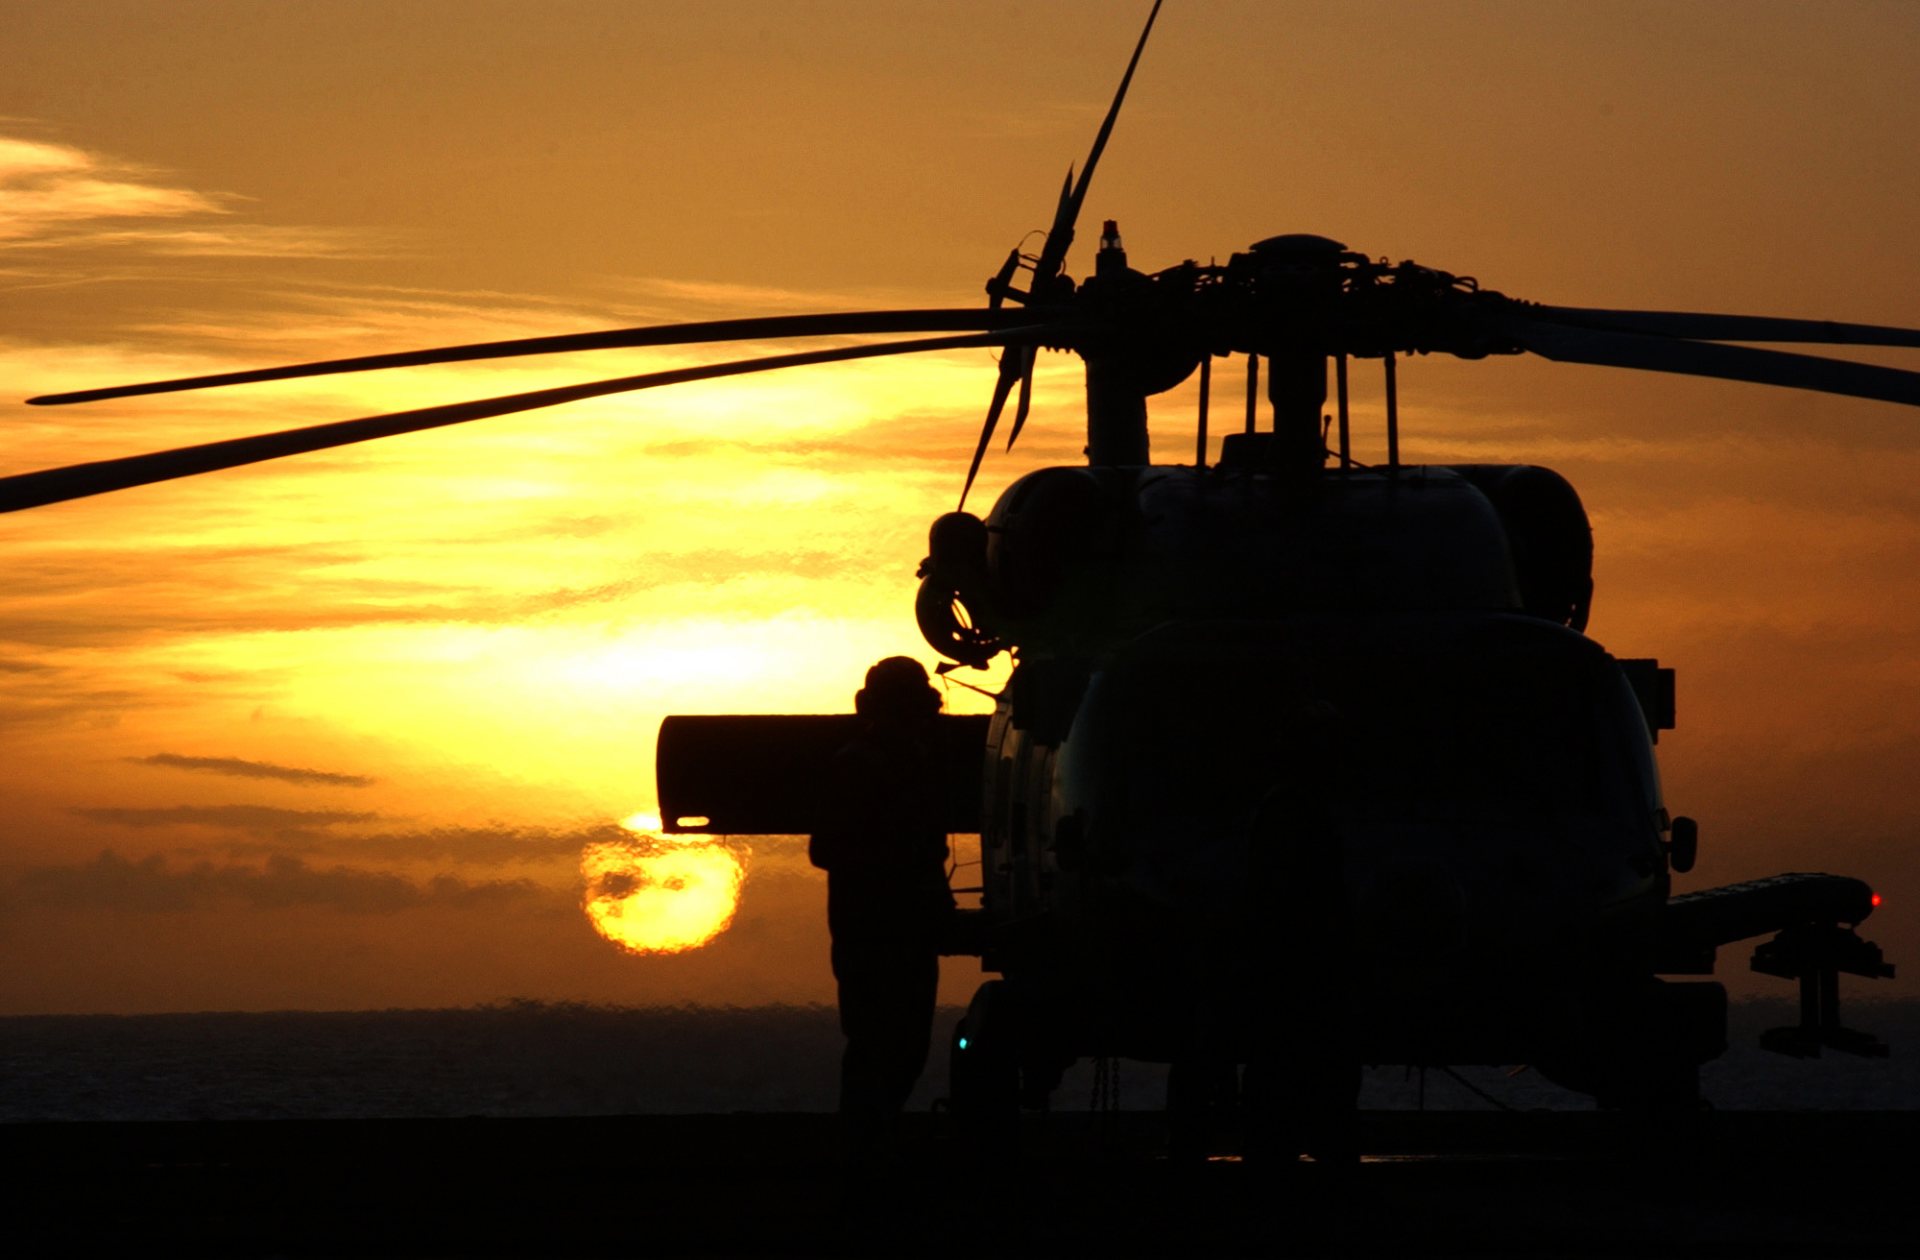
top-left (1505, 315), bottom-right (1920, 408)
top-left (958, 357), bottom-right (1026, 510)
top-left (1531, 304), bottom-right (1920, 349)
top-left (2, 327), bottom-right (1066, 515)
top-left (28, 309), bottom-right (1023, 407)
top-left (1027, 0), bottom-right (1163, 289)
top-left (1005, 347), bottom-right (1036, 451)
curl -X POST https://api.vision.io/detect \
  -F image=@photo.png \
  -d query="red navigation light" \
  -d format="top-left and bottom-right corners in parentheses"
top-left (1871, 891), bottom-right (1883, 908)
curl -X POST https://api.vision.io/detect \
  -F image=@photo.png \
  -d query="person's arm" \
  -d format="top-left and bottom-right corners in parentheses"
top-left (808, 742), bottom-right (868, 871)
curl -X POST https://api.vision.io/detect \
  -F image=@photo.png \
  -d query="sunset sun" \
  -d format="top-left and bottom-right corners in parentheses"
top-left (580, 828), bottom-right (748, 955)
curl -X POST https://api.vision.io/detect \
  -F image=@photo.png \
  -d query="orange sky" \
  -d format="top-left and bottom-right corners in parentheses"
top-left (3, 0), bottom-right (1919, 1013)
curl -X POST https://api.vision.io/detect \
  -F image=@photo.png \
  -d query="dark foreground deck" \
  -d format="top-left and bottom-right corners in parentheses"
top-left (3, 1110), bottom-right (1913, 1256)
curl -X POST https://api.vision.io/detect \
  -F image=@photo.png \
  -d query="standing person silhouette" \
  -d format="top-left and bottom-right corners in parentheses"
top-left (809, 657), bottom-right (955, 1163)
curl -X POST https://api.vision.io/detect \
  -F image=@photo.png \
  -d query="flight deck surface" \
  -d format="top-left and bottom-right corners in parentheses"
top-left (5, 1110), bottom-right (1911, 1256)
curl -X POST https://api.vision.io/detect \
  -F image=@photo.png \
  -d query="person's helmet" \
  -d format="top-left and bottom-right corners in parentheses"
top-left (855, 656), bottom-right (941, 721)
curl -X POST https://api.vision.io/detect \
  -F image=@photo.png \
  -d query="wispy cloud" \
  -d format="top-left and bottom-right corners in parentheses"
top-left (63, 807), bottom-right (623, 867)
top-left (72, 804), bottom-right (377, 831)
top-left (0, 137), bottom-right (218, 238)
top-left (129, 753), bottom-right (376, 788)
top-left (0, 658), bottom-right (56, 675)
top-left (10, 850), bottom-right (545, 914)
top-left (0, 534), bottom-right (906, 651)
top-left (0, 134), bottom-right (377, 258)
top-left (239, 822), bottom-right (631, 866)
top-left (21, 225), bottom-right (377, 259)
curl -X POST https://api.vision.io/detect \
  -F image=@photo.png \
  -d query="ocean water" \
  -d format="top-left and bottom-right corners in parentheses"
top-left (0, 998), bottom-right (1912, 1122)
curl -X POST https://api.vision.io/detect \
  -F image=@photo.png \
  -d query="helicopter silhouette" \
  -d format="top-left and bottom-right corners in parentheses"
top-left (4, 0), bottom-right (1910, 1145)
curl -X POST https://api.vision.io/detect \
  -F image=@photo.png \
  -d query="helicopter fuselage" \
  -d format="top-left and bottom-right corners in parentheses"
top-left (980, 612), bottom-right (1673, 1063)
top-left (956, 457), bottom-right (1703, 1086)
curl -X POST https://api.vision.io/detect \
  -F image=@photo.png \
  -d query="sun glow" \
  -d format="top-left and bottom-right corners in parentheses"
top-left (620, 810), bottom-right (664, 834)
top-left (580, 827), bottom-right (747, 955)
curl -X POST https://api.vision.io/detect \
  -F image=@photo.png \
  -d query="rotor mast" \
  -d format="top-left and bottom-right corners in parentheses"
top-left (1267, 348), bottom-right (1328, 476)
top-left (1080, 230), bottom-right (1349, 478)
top-left (1256, 233), bottom-right (1343, 479)
top-left (1083, 357), bottom-right (1151, 466)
